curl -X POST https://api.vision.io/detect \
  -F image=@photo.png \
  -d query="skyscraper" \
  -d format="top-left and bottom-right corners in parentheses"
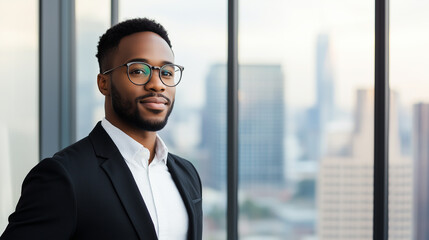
top-left (202, 64), bottom-right (285, 189)
top-left (316, 34), bottom-right (336, 123)
top-left (291, 33), bottom-right (337, 205)
top-left (413, 103), bottom-right (429, 240)
top-left (239, 65), bottom-right (285, 188)
top-left (318, 89), bottom-right (413, 240)
top-left (201, 64), bottom-right (227, 189)
top-left (299, 33), bottom-right (336, 163)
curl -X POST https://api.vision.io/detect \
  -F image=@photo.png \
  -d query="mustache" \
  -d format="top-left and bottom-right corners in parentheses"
top-left (135, 93), bottom-right (171, 105)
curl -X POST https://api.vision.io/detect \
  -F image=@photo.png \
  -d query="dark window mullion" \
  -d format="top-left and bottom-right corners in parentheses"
top-left (60, 0), bottom-right (76, 148)
top-left (111, 0), bottom-right (118, 26)
top-left (373, 0), bottom-right (389, 239)
top-left (227, 0), bottom-right (238, 239)
top-left (40, 0), bottom-right (76, 159)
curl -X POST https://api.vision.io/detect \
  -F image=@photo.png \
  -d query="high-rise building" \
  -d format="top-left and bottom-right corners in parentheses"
top-left (413, 103), bottom-right (429, 240)
top-left (290, 33), bottom-right (337, 204)
top-left (202, 64), bottom-right (285, 189)
top-left (315, 33), bottom-right (336, 124)
top-left (201, 64), bottom-right (227, 189)
top-left (299, 33), bottom-right (336, 163)
top-left (318, 89), bottom-right (413, 240)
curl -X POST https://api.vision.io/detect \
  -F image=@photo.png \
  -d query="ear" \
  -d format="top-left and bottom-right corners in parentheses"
top-left (97, 73), bottom-right (110, 96)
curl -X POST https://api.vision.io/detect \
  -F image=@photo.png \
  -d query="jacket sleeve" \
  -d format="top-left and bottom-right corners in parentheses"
top-left (1, 158), bottom-right (76, 240)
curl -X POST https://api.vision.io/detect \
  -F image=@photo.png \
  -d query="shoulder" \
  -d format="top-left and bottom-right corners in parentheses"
top-left (29, 136), bottom-right (101, 185)
top-left (51, 136), bottom-right (93, 161)
top-left (40, 135), bottom-right (101, 173)
top-left (26, 136), bottom-right (93, 184)
top-left (50, 121), bottom-right (112, 166)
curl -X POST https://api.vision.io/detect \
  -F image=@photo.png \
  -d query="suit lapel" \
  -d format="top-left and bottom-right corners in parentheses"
top-left (90, 123), bottom-right (157, 240)
top-left (167, 154), bottom-right (196, 240)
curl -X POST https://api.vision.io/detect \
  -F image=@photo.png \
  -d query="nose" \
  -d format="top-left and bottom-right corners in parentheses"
top-left (144, 68), bottom-right (165, 92)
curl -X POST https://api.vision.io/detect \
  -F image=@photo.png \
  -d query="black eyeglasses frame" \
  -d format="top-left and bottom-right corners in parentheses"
top-left (102, 61), bottom-right (184, 87)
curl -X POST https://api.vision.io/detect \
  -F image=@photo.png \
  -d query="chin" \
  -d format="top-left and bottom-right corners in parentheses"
top-left (140, 112), bottom-right (167, 121)
top-left (138, 119), bottom-right (168, 132)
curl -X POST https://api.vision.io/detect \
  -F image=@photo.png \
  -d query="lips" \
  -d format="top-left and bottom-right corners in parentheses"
top-left (139, 97), bottom-right (168, 104)
top-left (138, 97), bottom-right (168, 111)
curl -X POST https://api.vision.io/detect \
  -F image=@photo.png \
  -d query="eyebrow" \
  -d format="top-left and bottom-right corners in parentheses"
top-left (126, 58), bottom-right (174, 65)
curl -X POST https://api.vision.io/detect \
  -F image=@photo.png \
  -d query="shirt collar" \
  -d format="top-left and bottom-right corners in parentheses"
top-left (101, 118), bottom-right (168, 167)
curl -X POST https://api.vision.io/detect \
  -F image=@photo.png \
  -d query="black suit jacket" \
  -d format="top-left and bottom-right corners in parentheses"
top-left (1, 123), bottom-right (202, 240)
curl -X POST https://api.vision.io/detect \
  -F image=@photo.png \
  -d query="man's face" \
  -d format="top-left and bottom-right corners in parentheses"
top-left (107, 32), bottom-right (176, 131)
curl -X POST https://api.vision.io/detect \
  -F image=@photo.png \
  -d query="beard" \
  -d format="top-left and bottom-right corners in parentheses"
top-left (111, 81), bottom-right (174, 132)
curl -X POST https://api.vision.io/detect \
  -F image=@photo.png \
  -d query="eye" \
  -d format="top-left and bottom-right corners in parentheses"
top-left (161, 69), bottom-right (173, 77)
top-left (128, 63), bottom-right (151, 77)
top-left (130, 68), bottom-right (149, 75)
top-left (161, 65), bottom-right (176, 79)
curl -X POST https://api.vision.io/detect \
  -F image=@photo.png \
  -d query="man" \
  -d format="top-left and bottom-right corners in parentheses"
top-left (1, 18), bottom-right (202, 240)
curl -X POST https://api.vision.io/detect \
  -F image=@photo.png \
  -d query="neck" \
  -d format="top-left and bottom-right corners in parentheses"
top-left (126, 129), bottom-right (157, 164)
top-left (106, 115), bottom-right (158, 164)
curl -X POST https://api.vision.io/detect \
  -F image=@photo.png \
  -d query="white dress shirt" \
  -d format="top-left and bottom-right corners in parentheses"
top-left (101, 118), bottom-right (189, 240)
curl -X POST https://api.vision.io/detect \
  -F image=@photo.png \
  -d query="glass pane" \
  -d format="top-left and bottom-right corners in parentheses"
top-left (0, 0), bottom-right (39, 232)
top-left (76, 0), bottom-right (110, 140)
top-left (119, 1), bottom-right (228, 239)
top-left (390, 0), bottom-right (429, 239)
top-left (239, 1), bottom-right (374, 239)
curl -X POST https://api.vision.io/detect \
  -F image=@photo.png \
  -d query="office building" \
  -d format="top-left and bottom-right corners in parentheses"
top-left (413, 103), bottom-right (429, 240)
top-left (318, 89), bottom-right (412, 240)
top-left (202, 64), bottom-right (285, 189)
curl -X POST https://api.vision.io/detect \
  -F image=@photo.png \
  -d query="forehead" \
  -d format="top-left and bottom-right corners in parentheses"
top-left (114, 31), bottom-right (174, 64)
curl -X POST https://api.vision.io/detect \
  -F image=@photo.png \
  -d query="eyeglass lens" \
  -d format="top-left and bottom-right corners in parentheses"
top-left (127, 63), bottom-right (182, 86)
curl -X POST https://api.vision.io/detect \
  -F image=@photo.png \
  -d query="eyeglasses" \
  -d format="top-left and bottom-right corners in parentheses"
top-left (102, 61), bottom-right (184, 87)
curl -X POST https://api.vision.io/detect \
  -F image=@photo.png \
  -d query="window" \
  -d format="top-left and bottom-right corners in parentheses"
top-left (0, 0), bottom-right (38, 232)
top-left (76, 0), bottom-right (110, 139)
top-left (390, 0), bottom-right (429, 239)
top-left (238, 0), bottom-right (374, 238)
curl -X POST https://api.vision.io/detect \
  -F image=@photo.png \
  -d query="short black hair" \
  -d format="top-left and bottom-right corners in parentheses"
top-left (96, 18), bottom-right (172, 73)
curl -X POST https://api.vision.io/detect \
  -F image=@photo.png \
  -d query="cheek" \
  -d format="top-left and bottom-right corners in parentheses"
top-left (168, 88), bottom-right (176, 100)
top-left (112, 83), bottom-right (139, 106)
top-left (114, 78), bottom-right (140, 96)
